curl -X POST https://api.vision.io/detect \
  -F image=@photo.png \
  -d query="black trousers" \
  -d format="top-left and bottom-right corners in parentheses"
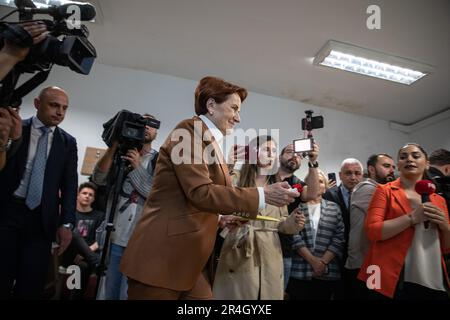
top-left (368, 282), bottom-right (449, 300)
top-left (61, 233), bottom-right (99, 299)
top-left (343, 267), bottom-right (370, 300)
top-left (61, 232), bottom-right (99, 268)
top-left (287, 278), bottom-right (337, 300)
top-left (0, 199), bottom-right (52, 299)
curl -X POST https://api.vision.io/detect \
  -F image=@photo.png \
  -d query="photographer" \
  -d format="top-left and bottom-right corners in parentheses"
top-left (92, 113), bottom-right (159, 300)
top-left (0, 21), bottom-right (48, 81)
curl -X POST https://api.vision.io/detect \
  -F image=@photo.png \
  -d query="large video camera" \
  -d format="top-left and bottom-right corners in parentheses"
top-left (0, 0), bottom-right (97, 107)
top-left (102, 110), bottom-right (161, 155)
top-left (294, 110), bottom-right (324, 154)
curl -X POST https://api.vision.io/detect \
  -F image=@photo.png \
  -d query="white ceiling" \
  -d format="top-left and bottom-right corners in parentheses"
top-left (4, 0), bottom-right (450, 124)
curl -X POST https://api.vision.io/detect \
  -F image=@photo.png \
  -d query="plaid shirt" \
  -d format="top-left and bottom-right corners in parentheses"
top-left (291, 199), bottom-right (345, 281)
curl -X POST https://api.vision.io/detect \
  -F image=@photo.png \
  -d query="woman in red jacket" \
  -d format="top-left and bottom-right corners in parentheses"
top-left (358, 143), bottom-right (450, 299)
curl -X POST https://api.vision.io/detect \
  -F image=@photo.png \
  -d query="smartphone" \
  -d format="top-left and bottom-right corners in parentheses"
top-left (293, 138), bottom-right (313, 153)
top-left (234, 145), bottom-right (250, 161)
top-left (328, 172), bottom-right (336, 182)
top-left (301, 115), bottom-right (324, 130)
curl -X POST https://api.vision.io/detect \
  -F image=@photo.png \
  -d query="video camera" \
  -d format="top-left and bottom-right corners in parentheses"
top-left (0, 0), bottom-right (97, 107)
top-left (102, 110), bottom-right (161, 154)
top-left (294, 110), bottom-right (324, 154)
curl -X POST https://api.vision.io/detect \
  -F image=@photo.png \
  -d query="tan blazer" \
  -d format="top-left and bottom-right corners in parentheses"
top-left (120, 116), bottom-right (259, 291)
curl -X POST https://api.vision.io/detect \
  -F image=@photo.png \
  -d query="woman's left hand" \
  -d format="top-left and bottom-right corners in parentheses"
top-left (423, 203), bottom-right (449, 232)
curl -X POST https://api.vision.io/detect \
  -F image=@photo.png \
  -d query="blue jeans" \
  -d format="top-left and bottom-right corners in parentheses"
top-left (104, 243), bottom-right (128, 300)
top-left (283, 257), bottom-right (292, 290)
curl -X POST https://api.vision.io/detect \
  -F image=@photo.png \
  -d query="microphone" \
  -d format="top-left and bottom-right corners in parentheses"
top-left (415, 180), bottom-right (436, 229)
top-left (18, 2), bottom-right (96, 21)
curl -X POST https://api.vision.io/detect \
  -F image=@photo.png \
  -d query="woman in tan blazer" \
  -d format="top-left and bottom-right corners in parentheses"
top-left (120, 76), bottom-right (300, 299)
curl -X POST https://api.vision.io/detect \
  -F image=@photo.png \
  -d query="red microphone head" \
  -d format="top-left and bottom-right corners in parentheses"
top-left (415, 180), bottom-right (436, 195)
top-left (292, 183), bottom-right (303, 194)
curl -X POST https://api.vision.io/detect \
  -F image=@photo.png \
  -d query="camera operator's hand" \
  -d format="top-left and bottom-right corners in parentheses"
top-left (308, 143), bottom-right (319, 163)
top-left (0, 22), bottom-right (48, 81)
top-left (123, 148), bottom-right (141, 170)
top-left (0, 108), bottom-right (13, 146)
top-left (1, 22), bottom-right (48, 62)
top-left (6, 107), bottom-right (22, 140)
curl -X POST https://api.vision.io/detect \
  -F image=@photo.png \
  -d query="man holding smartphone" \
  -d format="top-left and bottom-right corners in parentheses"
top-left (277, 142), bottom-right (322, 293)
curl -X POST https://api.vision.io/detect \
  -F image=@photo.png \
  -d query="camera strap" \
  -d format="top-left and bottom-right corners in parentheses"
top-left (9, 69), bottom-right (51, 107)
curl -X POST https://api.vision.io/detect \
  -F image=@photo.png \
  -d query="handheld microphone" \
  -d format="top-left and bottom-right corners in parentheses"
top-left (18, 2), bottom-right (96, 21)
top-left (415, 180), bottom-right (436, 229)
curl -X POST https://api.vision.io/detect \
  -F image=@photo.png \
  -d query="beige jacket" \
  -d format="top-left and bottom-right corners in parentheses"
top-left (213, 176), bottom-right (301, 300)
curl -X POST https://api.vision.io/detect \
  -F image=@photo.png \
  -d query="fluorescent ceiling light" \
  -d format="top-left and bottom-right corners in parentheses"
top-left (313, 40), bottom-right (434, 85)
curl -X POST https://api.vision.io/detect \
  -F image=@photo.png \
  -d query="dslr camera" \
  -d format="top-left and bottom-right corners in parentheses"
top-left (102, 110), bottom-right (161, 155)
top-left (0, 0), bottom-right (97, 107)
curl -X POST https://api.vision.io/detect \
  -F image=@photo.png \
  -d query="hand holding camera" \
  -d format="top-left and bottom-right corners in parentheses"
top-left (1, 22), bottom-right (48, 62)
top-left (0, 109), bottom-right (13, 147)
top-left (122, 148), bottom-right (141, 170)
top-left (228, 144), bottom-right (249, 166)
top-left (293, 110), bottom-right (324, 157)
top-left (308, 142), bottom-right (319, 163)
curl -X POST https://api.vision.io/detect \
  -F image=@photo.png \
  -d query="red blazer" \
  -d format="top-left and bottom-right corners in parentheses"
top-left (120, 117), bottom-right (259, 291)
top-left (358, 179), bottom-right (450, 298)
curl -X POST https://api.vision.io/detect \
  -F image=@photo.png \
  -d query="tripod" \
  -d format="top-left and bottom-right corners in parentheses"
top-left (94, 149), bottom-right (130, 298)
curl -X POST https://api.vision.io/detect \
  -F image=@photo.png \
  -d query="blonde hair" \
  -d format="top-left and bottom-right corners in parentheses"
top-left (305, 169), bottom-right (329, 189)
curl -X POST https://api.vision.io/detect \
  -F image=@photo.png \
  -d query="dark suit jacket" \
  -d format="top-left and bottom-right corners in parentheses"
top-left (323, 185), bottom-right (350, 254)
top-left (120, 116), bottom-right (259, 291)
top-left (0, 118), bottom-right (78, 240)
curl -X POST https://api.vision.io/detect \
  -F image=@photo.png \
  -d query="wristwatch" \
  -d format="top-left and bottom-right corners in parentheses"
top-left (62, 223), bottom-right (74, 230)
top-left (308, 161), bottom-right (319, 168)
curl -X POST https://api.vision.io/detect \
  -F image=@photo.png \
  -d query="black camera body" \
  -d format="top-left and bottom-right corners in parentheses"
top-left (18, 23), bottom-right (95, 75)
top-left (301, 110), bottom-right (324, 131)
top-left (102, 110), bottom-right (160, 154)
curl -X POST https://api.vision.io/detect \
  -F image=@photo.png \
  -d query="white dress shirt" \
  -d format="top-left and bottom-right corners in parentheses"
top-left (199, 115), bottom-right (265, 210)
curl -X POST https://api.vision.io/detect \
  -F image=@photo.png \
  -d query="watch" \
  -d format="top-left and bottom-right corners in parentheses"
top-left (308, 161), bottom-right (319, 168)
top-left (62, 223), bottom-right (74, 230)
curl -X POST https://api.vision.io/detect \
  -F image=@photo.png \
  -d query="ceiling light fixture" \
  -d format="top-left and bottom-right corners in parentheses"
top-left (313, 40), bottom-right (434, 85)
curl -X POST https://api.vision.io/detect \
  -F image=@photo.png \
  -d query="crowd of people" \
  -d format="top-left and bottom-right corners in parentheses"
top-left (1, 24), bottom-right (449, 301)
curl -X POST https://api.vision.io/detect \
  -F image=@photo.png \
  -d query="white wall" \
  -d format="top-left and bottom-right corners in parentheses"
top-left (19, 63), bottom-right (444, 185)
top-left (408, 117), bottom-right (450, 152)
